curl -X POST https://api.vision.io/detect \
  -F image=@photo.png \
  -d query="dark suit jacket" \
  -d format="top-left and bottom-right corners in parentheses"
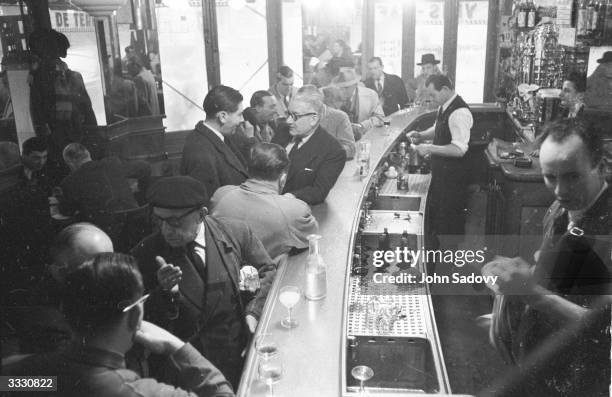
top-left (274, 126), bottom-right (346, 205)
top-left (59, 157), bottom-right (137, 234)
top-left (365, 72), bottom-right (409, 116)
top-left (180, 121), bottom-right (249, 196)
top-left (131, 216), bottom-right (275, 386)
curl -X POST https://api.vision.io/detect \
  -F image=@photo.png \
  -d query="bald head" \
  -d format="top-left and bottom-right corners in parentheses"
top-left (50, 223), bottom-right (113, 281)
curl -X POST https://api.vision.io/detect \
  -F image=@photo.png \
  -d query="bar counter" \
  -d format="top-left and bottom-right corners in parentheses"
top-left (237, 107), bottom-right (450, 397)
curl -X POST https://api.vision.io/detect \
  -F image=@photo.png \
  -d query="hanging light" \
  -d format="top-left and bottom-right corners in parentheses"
top-left (70, 0), bottom-right (128, 17)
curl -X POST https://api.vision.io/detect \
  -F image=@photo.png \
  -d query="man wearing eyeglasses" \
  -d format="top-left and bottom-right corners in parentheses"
top-left (271, 89), bottom-right (347, 205)
top-left (4, 252), bottom-right (234, 396)
top-left (131, 176), bottom-right (276, 388)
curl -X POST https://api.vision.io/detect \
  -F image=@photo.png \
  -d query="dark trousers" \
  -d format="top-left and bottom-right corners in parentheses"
top-left (426, 170), bottom-right (468, 250)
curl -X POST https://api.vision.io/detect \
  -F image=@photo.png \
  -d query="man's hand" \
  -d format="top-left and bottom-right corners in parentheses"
top-left (481, 256), bottom-right (536, 295)
top-left (245, 314), bottom-right (258, 333)
top-left (156, 256), bottom-right (182, 293)
top-left (241, 120), bottom-right (255, 138)
top-left (415, 143), bottom-right (433, 157)
top-left (406, 130), bottom-right (422, 144)
top-left (134, 320), bottom-right (185, 355)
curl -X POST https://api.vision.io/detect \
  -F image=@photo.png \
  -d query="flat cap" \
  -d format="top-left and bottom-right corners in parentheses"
top-left (147, 176), bottom-right (209, 209)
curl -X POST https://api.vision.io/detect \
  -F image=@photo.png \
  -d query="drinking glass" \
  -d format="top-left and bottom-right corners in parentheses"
top-left (351, 365), bottom-right (374, 395)
top-left (258, 355), bottom-right (283, 395)
top-left (255, 333), bottom-right (278, 360)
top-left (279, 285), bottom-right (300, 328)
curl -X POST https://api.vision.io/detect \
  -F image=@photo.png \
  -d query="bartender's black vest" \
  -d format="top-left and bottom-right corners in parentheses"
top-left (431, 95), bottom-right (470, 179)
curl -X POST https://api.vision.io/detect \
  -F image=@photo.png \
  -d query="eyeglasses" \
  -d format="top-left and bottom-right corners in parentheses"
top-left (153, 207), bottom-right (199, 228)
top-left (287, 111), bottom-right (317, 121)
top-left (119, 293), bottom-right (150, 313)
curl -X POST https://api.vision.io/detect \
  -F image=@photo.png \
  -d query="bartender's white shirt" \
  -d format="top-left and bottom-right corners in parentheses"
top-left (435, 93), bottom-right (473, 155)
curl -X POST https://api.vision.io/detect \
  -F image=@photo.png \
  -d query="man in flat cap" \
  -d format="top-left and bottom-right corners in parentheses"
top-left (131, 176), bottom-right (276, 388)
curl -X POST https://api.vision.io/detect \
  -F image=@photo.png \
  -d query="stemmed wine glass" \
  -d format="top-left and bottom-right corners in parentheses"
top-left (278, 285), bottom-right (300, 328)
top-left (255, 333), bottom-right (278, 360)
top-left (351, 365), bottom-right (374, 395)
top-left (258, 354), bottom-right (283, 396)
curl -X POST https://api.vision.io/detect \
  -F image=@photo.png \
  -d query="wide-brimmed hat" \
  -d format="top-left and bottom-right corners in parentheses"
top-left (597, 51), bottom-right (612, 64)
top-left (417, 53), bottom-right (441, 66)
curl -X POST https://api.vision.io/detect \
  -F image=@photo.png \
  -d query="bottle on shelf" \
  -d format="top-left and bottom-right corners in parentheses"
top-left (517, 0), bottom-right (528, 28)
top-left (527, 0), bottom-right (537, 28)
top-left (577, 0), bottom-right (590, 36)
top-left (605, 0), bottom-right (612, 42)
top-left (378, 228), bottom-right (391, 251)
top-left (305, 234), bottom-right (327, 300)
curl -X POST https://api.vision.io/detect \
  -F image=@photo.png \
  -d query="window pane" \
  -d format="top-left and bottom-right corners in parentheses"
top-left (217, 0), bottom-right (268, 101)
top-left (374, 0), bottom-right (403, 75)
top-left (50, 8), bottom-right (107, 124)
top-left (414, 0), bottom-right (444, 78)
top-left (302, 0), bottom-right (362, 85)
top-left (156, 2), bottom-right (207, 131)
top-left (282, 0), bottom-right (303, 86)
top-left (456, 0), bottom-right (488, 102)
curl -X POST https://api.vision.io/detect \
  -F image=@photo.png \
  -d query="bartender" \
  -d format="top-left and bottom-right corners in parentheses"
top-left (559, 72), bottom-right (586, 119)
top-left (406, 75), bottom-right (473, 249)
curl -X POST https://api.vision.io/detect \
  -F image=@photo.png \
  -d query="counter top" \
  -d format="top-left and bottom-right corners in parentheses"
top-left (237, 107), bottom-right (433, 397)
top-left (485, 138), bottom-right (544, 183)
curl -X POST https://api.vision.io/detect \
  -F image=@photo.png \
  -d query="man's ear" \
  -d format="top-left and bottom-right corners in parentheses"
top-left (217, 111), bottom-right (228, 125)
top-left (199, 207), bottom-right (209, 220)
top-left (126, 304), bottom-right (142, 333)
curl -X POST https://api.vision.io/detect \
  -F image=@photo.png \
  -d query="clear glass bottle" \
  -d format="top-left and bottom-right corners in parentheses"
top-left (305, 234), bottom-right (327, 300)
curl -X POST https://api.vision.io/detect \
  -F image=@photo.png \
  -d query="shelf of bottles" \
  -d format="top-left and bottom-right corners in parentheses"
top-left (0, 15), bottom-right (30, 62)
top-left (575, 0), bottom-right (612, 45)
top-left (513, 12), bottom-right (565, 88)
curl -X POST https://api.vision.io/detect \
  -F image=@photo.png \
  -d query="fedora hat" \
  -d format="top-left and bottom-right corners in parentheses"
top-left (417, 53), bottom-right (441, 66)
top-left (597, 51), bottom-right (612, 64)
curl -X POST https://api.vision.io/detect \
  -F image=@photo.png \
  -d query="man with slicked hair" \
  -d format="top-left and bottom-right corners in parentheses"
top-left (181, 85), bottom-right (249, 196)
top-left (232, 90), bottom-right (279, 160)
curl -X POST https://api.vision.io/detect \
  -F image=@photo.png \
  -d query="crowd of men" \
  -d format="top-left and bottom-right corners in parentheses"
top-left (1, 34), bottom-right (610, 395)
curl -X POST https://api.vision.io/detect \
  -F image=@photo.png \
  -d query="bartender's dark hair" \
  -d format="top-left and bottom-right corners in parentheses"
top-left (203, 85), bottom-right (243, 118)
top-left (62, 253), bottom-right (143, 334)
top-left (248, 142), bottom-right (289, 181)
top-left (425, 74), bottom-right (454, 91)
top-left (538, 118), bottom-right (603, 167)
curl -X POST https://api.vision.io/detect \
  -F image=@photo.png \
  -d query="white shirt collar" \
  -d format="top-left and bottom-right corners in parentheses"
top-left (442, 92), bottom-right (458, 112)
top-left (204, 121), bottom-right (225, 143)
top-left (194, 222), bottom-right (206, 248)
top-left (298, 129), bottom-right (316, 146)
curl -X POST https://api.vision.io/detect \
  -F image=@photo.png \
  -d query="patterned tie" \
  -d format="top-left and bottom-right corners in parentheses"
top-left (376, 80), bottom-right (382, 95)
top-left (289, 137), bottom-right (302, 158)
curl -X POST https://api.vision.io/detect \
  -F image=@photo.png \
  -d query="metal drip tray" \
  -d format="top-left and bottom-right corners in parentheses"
top-left (346, 335), bottom-right (439, 393)
top-left (371, 176), bottom-right (429, 211)
top-left (362, 211), bottom-right (423, 235)
top-left (347, 278), bottom-right (427, 337)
